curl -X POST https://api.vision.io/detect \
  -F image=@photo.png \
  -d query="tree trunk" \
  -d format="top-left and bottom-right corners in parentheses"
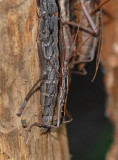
top-left (0, 0), bottom-right (70, 159)
top-left (101, 1), bottom-right (118, 160)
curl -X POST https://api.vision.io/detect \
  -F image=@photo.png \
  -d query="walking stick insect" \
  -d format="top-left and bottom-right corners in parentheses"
top-left (17, 0), bottom-right (72, 133)
top-left (17, 0), bottom-right (109, 133)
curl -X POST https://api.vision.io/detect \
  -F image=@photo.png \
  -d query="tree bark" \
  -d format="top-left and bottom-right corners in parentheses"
top-left (0, 0), bottom-right (70, 159)
top-left (101, 1), bottom-right (118, 160)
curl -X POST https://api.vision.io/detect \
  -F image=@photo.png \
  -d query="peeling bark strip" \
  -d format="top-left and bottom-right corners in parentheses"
top-left (37, 0), bottom-right (60, 133)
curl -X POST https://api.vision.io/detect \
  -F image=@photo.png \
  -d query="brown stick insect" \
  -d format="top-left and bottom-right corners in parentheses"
top-left (16, 0), bottom-right (108, 133)
top-left (17, 0), bottom-right (72, 133)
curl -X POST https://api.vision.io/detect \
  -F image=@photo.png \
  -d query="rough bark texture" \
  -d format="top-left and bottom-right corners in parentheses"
top-left (101, 1), bottom-right (118, 160)
top-left (0, 0), bottom-right (70, 159)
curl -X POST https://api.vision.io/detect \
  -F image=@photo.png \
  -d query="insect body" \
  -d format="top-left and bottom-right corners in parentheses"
top-left (38, 0), bottom-right (72, 130)
top-left (17, 0), bottom-right (106, 133)
top-left (17, 0), bottom-right (60, 133)
top-left (17, 0), bottom-right (72, 133)
top-left (38, 0), bottom-right (60, 133)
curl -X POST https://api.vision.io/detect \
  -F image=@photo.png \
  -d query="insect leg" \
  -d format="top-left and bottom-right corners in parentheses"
top-left (28, 109), bottom-right (73, 131)
top-left (28, 100), bottom-right (69, 132)
top-left (28, 122), bottom-right (58, 132)
top-left (70, 68), bottom-right (87, 76)
top-left (73, 51), bottom-right (96, 65)
top-left (80, 0), bottom-right (97, 32)
top-left (67, 18), bottom-right (101, 63)
top-left (16, 75), bottom-right (46, 117)
top-left (62, 20), bottom-right (97, 36)
top-left (63, 110), bottom-right (73, 124)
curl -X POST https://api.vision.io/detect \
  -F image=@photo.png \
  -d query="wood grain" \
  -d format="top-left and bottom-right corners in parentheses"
top-left (0, 0), bottom-right (70, 159)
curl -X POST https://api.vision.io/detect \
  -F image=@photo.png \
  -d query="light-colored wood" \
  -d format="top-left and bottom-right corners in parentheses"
top-left (0, 0), bottom-right (70, 159)
top-left (101, 0), bottom-right (118, 160)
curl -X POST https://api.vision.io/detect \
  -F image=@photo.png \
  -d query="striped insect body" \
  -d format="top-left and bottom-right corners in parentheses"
top-left (38, 0), bottom-right (60, 133)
